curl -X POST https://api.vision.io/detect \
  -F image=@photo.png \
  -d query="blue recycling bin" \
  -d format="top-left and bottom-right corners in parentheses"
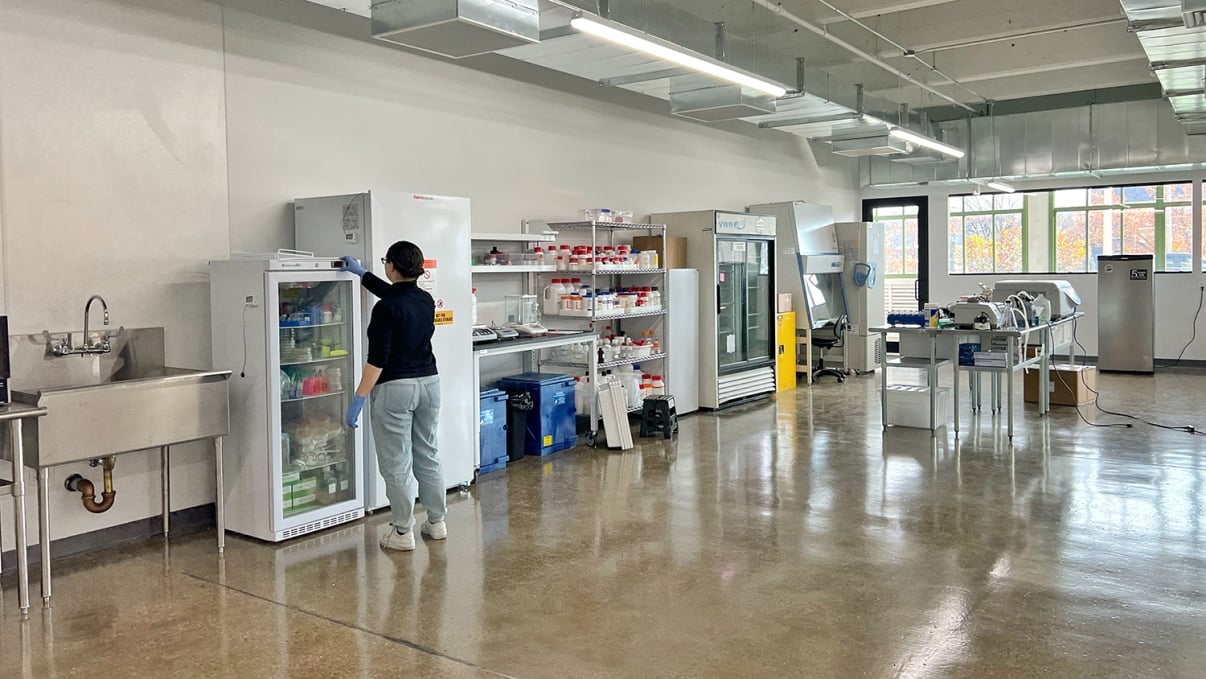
top-left (479, 389), bottom-right (509, 475)
top-left (496, 373), bottom-right (578, 456)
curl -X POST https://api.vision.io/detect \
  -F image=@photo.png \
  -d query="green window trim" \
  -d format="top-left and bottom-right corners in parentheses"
top-left (948, 196), bottom-right (1028, 274)
top-left (1047, 183), bottom-right (1193, 272)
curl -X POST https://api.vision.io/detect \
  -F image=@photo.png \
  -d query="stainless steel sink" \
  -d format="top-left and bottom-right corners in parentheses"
top-left (4, 327), bottom-right (231, 467)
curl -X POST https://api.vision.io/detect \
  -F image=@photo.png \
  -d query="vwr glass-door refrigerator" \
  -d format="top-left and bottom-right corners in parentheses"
top-left (654, 210), bottom-right (778, 408)
top-left (210, 255), bottom-right (365, 542)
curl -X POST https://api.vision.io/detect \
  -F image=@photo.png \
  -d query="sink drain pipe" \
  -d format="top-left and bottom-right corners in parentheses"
top-left (64, 456), bottom-right (118, 513)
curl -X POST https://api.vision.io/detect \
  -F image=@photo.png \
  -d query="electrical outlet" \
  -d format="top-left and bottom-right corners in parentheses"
top-left (245, 295), bottom-right (259, 307)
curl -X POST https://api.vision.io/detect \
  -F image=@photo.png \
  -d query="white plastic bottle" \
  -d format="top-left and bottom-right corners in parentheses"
top-left (1033, 292), bottom-right (1052, 324)
top-left (543, 279), bottom-right (562, 316)
top-left (649, 286), bottom-right (662, 311)
top-left (471, 288), bottom-right (478, 325)
top-left (651, 375), bottom-right (665, 397)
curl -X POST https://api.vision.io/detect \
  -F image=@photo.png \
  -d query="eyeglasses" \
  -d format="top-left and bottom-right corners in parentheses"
top-left (380, 258), bottom-right (390, 266)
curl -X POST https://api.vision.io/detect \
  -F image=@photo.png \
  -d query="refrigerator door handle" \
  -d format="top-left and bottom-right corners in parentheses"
top-left (717, 285), bottom-right (722, 314)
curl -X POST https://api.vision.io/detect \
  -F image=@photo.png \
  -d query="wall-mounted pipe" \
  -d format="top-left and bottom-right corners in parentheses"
top-left (64, 456), bottom-right (117, 513)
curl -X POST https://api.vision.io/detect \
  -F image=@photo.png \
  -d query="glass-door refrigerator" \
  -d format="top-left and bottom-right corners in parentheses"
top-left (654, 210), bottom-right (778, 409)
top-left (210, 254), bottom-right (365, 542)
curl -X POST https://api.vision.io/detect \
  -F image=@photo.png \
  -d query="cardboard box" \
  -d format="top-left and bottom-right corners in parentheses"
top-left (1023, 364), bottom-right (1096, 406)
top-left (777, 293), bottom-right (793, 313)
top-left (632, 236), bottom-right (687, 269)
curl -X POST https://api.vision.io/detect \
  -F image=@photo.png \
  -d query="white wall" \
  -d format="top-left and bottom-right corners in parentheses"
top-left (1, 0), bottom-right (859, 549)
top-left (863, 173), bottom-right (1206, 359)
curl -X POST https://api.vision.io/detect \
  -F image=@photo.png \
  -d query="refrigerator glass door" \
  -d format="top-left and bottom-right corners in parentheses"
top-left (271, 276), bottom-right (361, 528)
top-left (717, 239), bottom-right (748, 369)
top-left (744, 239), bottom-right (774, 366)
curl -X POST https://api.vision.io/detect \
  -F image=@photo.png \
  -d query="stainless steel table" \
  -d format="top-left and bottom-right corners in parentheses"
top-left (873, 314), bottom-right (1083, 440)
top-left (0, 403), bottom-right (49, 618)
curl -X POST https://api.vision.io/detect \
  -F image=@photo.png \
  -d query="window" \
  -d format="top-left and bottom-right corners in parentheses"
top-left (1051, 183), bottom-right (1192, 272)
top-left (948, 194), bottom-right (1026, 274)
top-left (873, 205), bottom-right (919, 277)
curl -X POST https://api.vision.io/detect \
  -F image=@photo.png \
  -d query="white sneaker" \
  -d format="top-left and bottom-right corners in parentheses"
top-left (380, 527), bottom-right (416, 551)
top-left (421, 520), bottom-right (447, 540)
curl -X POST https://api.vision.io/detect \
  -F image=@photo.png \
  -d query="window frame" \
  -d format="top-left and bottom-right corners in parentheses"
top-left (947, 194), bottom-right (1029, 275)
top-left (1048, 182), bottom-right (1192, 273)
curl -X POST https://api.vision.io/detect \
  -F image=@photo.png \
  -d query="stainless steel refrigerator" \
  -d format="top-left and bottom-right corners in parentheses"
top-left (654, 210), bottom-right (777, 409)
top-left (294, 191), bottom-right (475, 511)
top-left (1097, 254), bottom-right (1154, 373)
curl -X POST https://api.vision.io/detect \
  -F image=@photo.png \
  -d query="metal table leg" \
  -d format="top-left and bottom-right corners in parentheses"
top-left (880, 334), bottom-right (889, 431)
top-left (38, 467), bottom-right (51, 608)
top-left (161, 446), bottom-right (171, 536)
top-left (928, 335), bottom-right (937, 437)
top-left (953, 341), bottom-right (961, 438)
top-left (10, 422), bottom-right (30, 617)
top-left (214, 437), bottom-right (225, 554)
top-left (1007, 336), bottom-right (1016, 440)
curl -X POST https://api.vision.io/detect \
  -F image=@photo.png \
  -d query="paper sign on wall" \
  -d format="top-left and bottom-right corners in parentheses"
top-left (434, 310), bottom-right (454, 326)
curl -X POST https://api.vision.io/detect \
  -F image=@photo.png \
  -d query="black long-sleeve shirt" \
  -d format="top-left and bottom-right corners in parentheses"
top-left (363, 272), bottom-right (438, 382)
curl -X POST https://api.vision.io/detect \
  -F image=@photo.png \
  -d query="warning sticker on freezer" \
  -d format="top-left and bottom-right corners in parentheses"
top-left (1130, 269), bottom-right (1149, 280)
top-left (434, 310), bottom-right (454, 326)
top-left (419, 260), bottom-right (438, 294)
top-left (542, 435), bottom-right (553, 447)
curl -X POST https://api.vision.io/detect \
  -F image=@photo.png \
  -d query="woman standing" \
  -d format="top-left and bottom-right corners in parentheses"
top-left (341, 243), bottom-right (446, 552)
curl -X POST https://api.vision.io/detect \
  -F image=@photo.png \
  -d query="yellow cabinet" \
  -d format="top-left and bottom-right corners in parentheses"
top-left (776, 312), bottom-right (797, 391)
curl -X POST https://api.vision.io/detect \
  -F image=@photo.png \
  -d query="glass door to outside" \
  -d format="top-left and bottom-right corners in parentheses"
top-left (863, 197), bottom-right (930, 354)
top-left (276, 277), bottom-right (359, 524)
top-left (717, 238), bottom-right (775, 373)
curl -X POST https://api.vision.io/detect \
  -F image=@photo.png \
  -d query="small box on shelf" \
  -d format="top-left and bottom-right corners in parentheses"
top-left (633, 236), bottom-right (687, 269)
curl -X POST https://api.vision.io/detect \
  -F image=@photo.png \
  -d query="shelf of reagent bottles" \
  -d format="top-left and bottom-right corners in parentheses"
top-left (545, 221), bottom-right (666, 231)
top-left (544, 352), bottom-right (667, 371)
top-left (471, 232), bottom-right (557, 243)
top-left (549, 308), bottom-right (667, 321)
top-left (539, 268), bottom-right (666, 275)
top-left (471, 264), bottom-right (557, 274)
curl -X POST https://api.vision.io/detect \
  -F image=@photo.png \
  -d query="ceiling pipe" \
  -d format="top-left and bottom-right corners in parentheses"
top-left (748, 0), bottom-right (979, 114)
top-left (809, 0), bottom-right (992, 105)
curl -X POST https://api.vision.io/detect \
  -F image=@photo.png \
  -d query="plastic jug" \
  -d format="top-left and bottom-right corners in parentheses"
top-left (1033, 293), bottom-right (1052, 324)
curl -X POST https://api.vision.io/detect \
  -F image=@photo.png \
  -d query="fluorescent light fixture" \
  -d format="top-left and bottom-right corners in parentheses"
top-left (986, 180), bottom-right (1015, 193)
top-left (570, 16), bottom-right (788, 98)
top-left (888, 127), bottom-right (965, 159)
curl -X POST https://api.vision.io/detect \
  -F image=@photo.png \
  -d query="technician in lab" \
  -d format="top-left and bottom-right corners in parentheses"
top-left (341, 244), bottom-right (446, 552)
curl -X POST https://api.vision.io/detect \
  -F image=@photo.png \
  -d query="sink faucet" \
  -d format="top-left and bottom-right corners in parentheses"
top-left (83, 295), bottom-right (110, 351)
top-left (52, 295), bottom-right (112, 356)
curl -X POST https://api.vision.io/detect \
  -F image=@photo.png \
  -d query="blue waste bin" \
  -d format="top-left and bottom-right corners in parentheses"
top-left (479, 389), bottom-right (509, 475)
top-left (496, 373), bottom-right (578, 456)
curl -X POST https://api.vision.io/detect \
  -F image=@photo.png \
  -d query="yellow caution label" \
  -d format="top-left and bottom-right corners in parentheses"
top-left (543, 435), bottom-right (553, 447)
top-left (434, 310), bottom-right (454, 326)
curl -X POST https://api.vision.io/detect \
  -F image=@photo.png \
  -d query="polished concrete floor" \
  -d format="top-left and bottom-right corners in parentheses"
top-left (4, 371), bottom-right (1206, 678)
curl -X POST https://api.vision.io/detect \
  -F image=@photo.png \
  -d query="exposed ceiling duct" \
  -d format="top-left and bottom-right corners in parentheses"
top-left (370, 0), bottom-right (541, 58)
top-left (1120, 0), bottom-right (1206, 132)
top-left (863, 99), bottom-right (1206, 186)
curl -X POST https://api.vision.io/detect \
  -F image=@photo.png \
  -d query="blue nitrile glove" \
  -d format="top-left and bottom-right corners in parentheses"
top-left (340, 256), bottom-right (367, 277)
top-left (345, 394), bottom-right (366, 429)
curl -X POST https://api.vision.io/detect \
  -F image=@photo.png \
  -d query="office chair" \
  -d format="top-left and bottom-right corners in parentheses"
top-left (811, 315), bottom-right (847, 383)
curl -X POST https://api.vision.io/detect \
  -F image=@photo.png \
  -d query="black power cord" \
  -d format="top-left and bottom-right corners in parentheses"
top-left (1069, 318), bottom-right (1206, 437)
top-left (1155, 285), bottom-right (1204, 369)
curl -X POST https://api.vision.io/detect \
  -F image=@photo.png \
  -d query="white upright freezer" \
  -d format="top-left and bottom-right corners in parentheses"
top-left (653, 210), bottom-right (778, 409)
top-left (294, 191), bottom-right (475, 511)
top-left (210, 255), bottom-right (366, 542)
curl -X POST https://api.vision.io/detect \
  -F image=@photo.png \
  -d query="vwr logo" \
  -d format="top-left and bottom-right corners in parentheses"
top-left (718, 220), bottom-right (746, 231)
top-left (412, 195), bottom-right (435, 201)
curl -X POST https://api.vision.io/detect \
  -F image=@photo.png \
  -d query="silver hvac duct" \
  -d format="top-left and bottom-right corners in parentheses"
top-left (371, 0), bottom-right (541, 58)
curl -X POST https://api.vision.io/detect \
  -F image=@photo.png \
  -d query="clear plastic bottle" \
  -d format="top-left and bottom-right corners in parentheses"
top-left (649, 286), bottom-right (662, 310)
